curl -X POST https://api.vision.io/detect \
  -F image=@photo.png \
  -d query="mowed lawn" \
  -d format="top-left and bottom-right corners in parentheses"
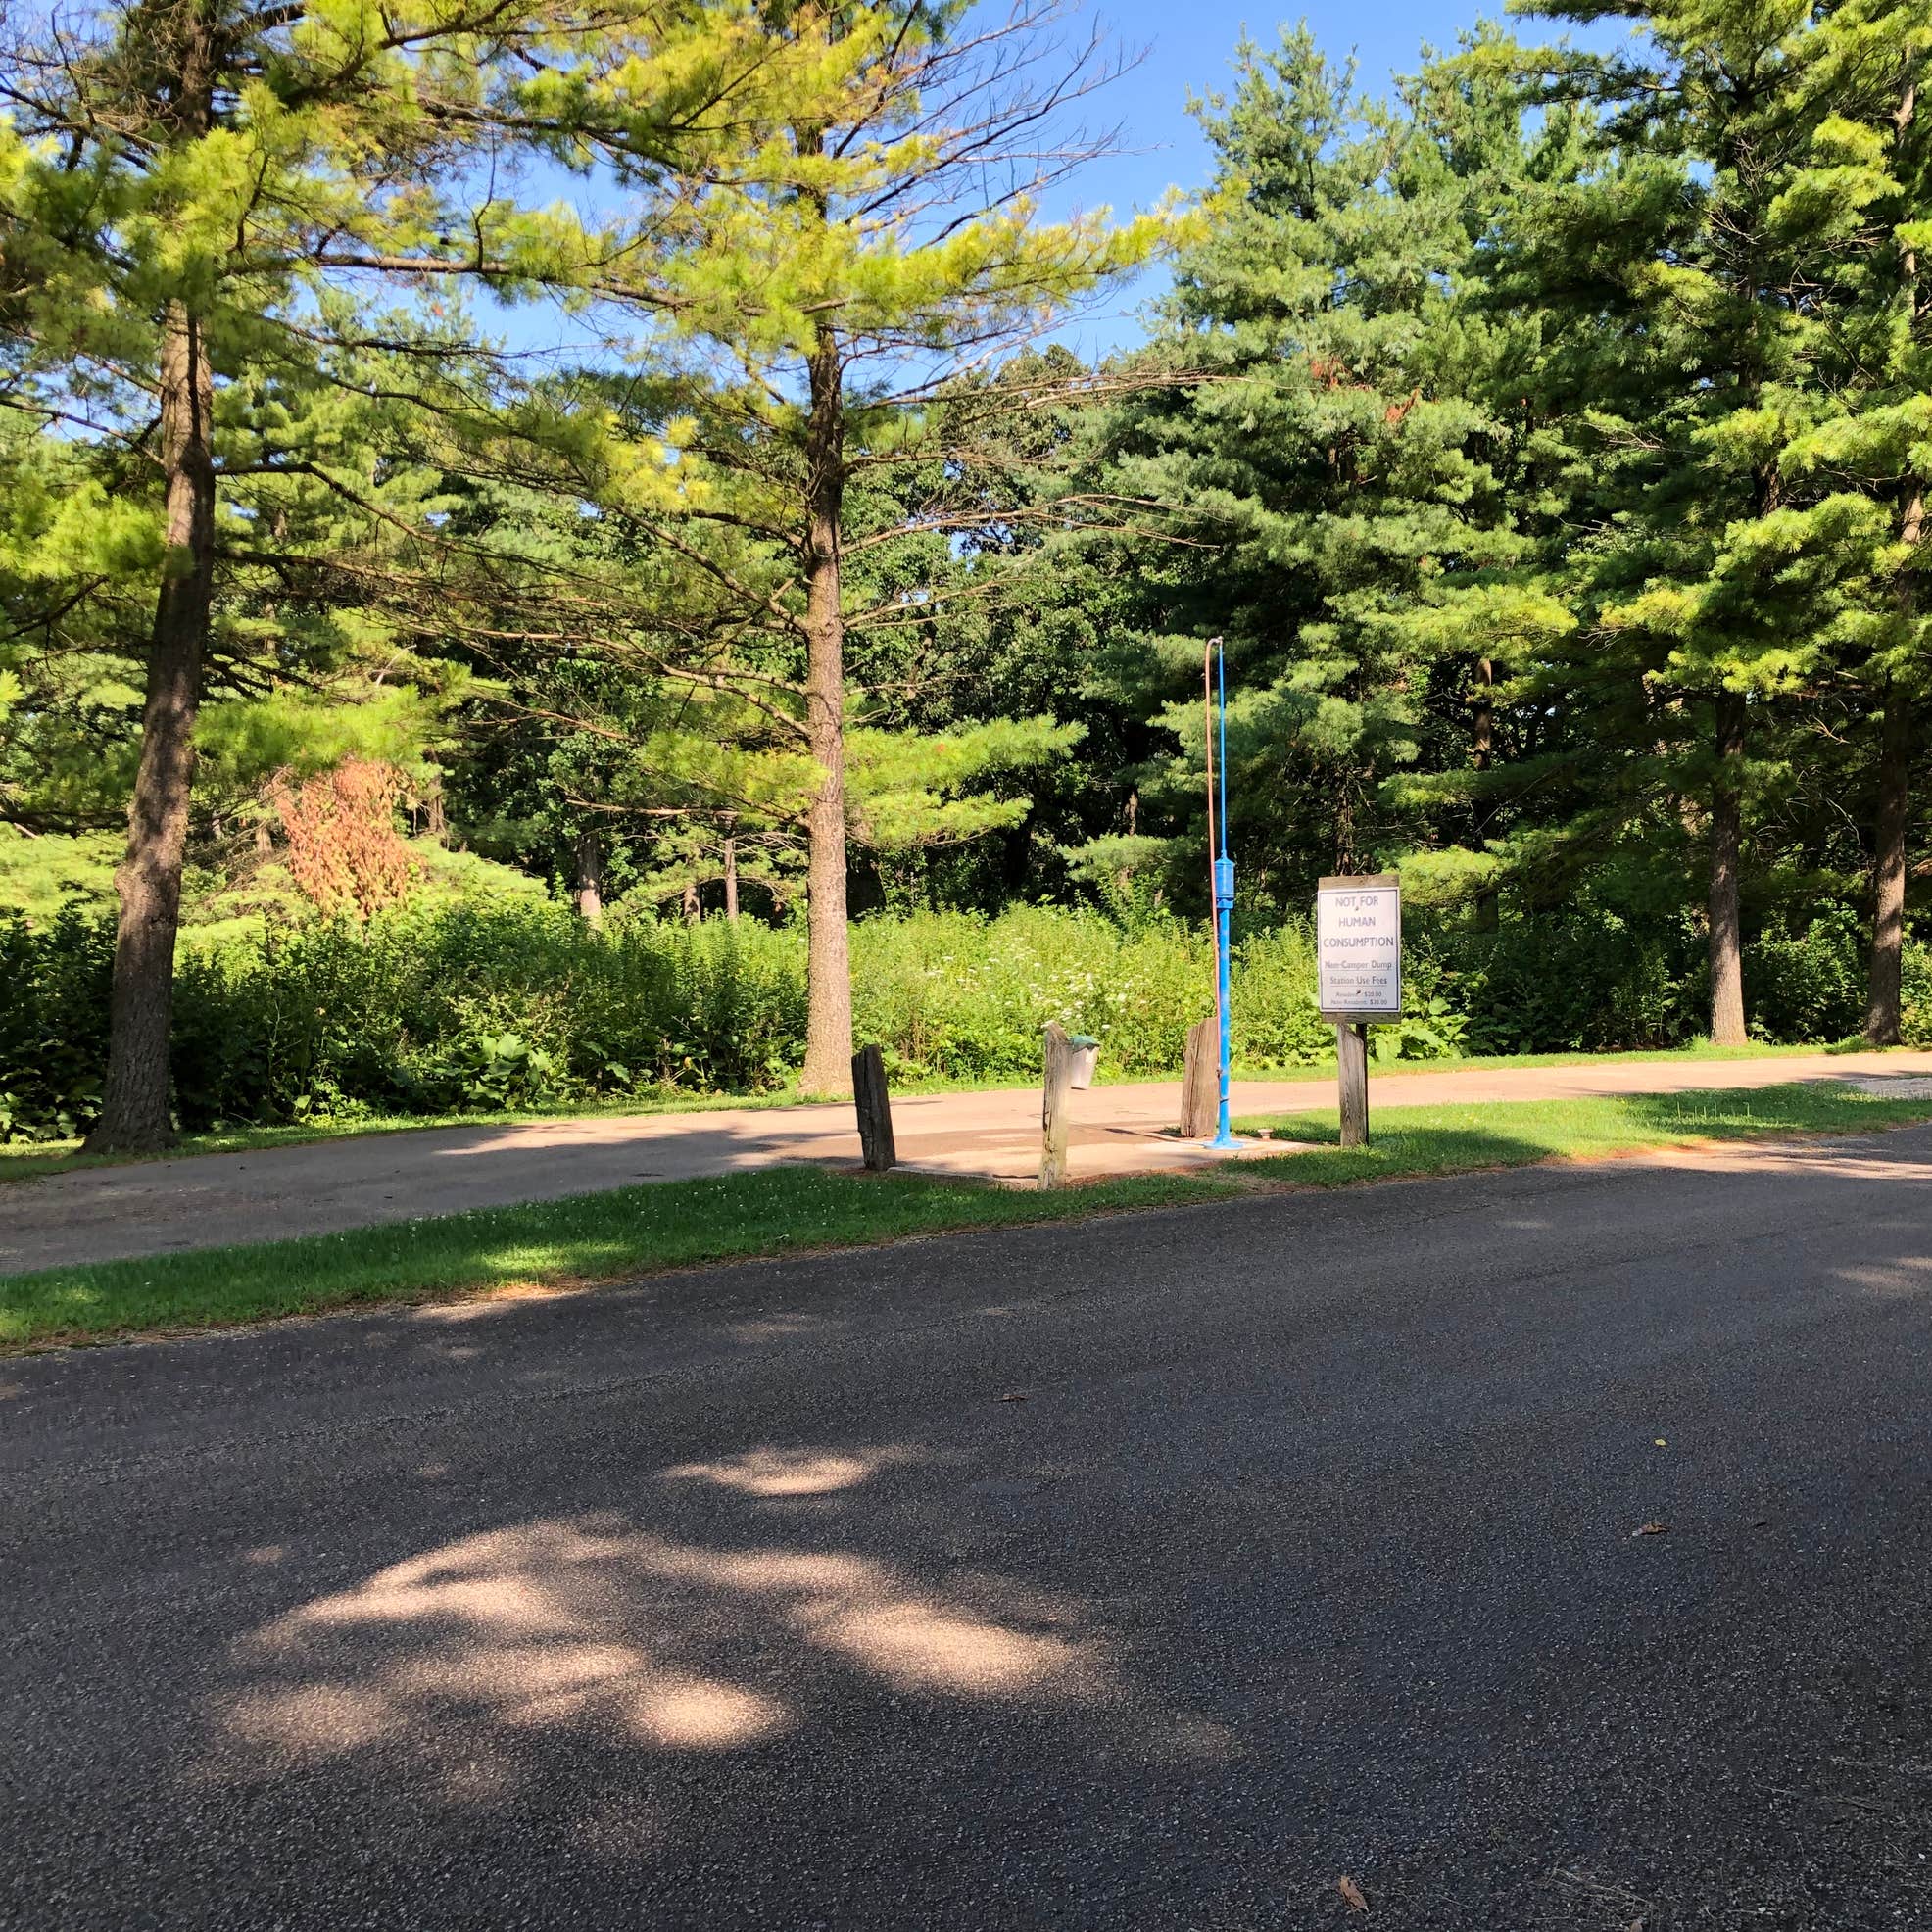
top-left (1231, 1078), bottom-right (1932, 1182)
top-left (0, 1168), bottom-right (1238, 1348)
top-left (4, 1079), bottom-right (1928, 1350)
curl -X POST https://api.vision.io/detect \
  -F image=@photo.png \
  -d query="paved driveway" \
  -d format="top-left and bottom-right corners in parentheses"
top-left (6, 1047), bottom-right (1931, 1274)
top-left (6, 1128), bottom-right (1932, 1927)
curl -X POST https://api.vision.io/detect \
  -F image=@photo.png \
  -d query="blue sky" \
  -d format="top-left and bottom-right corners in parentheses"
top-left (1043, 0), bottom-right (1599, 356)
top-left (1081, 0), bottom-right (1509, 210)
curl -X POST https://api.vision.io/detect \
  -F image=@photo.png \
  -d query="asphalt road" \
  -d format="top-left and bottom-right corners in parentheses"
top-left (7, 1129), bottom-right (1932, 1929)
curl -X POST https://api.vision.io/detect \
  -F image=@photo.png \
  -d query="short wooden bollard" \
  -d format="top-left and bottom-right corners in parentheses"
top-left (1179, 1014), bottom-right (1218, 1138)
top-left (851, 1042), bottom-right (896, 1172)
top-left (1335, 1020), bottom-right (1370, 1148)
top-left (1040, 1021), bottom-right (1073, 1189)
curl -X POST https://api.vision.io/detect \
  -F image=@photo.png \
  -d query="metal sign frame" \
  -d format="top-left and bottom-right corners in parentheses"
top-left (1316, 873), bottom-right (1402, 1022)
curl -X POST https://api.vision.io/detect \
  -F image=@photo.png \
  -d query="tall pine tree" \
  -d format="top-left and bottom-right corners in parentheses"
top-left (1501, 0), bottom-right (1924, 1041)
top-left (560, 0), bottom-right (1166, 1094)
top-left (0, 0), bottom-right (824, 1146)
top-left (1096, 29), bottom-right (1559, 911)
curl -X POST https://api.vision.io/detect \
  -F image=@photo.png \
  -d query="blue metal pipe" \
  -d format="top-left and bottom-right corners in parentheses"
top-left (1209, 640), bottom-right (1241, 1149)
top-left (1217, 640), bottom-right (1230, 859)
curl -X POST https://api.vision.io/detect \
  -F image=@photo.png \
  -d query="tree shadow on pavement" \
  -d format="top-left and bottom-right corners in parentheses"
top-left (46, 1129), bottom-right (1932, 1931)
top-left (184, 1436), bottom-right (1248, 1929)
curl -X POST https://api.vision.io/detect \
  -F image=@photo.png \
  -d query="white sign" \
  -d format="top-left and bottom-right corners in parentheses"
top-left (1317, 876), bottom-right (1401, 1017)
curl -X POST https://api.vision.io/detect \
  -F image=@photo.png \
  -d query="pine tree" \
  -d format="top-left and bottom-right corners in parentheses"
top-left (561, 0), bottom-right (1165, 1094)
top-left (1095, 28), bottom-right (1549, 912)
top-left (1499, 0), bottom-right (1925, 1042)
top-left (1767, 2), bottom-right (1932, 1040)
top-left (416, 426), bottom-right (1087, 950)
top-left (0, 0), bottom-right (819, 1147)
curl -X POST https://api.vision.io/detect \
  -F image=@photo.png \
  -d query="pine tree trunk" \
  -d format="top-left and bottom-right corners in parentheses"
top-left (682, 878), bottom-right (700, 925)
top-left (1865, 465), bottom-right (1919, 1044)
top-left (86, 302), bottom-right (217, 1153)
top-left (574, 828), bottom-right (604, 929)
top-left (1707, 691), bottom-right (1748, 1046)
top-left (423, 754), bottom-right (447, 847)
top-left (1333, 791), bottom-right (1357, 877)
top-left (723, 833), bottom-right (739, 923)
top-left (1471, 655), bottom-right (1498, 933)
top-left (1867, 79), bottom-right (1923, 1044)
top-left (1864, 681), bottom-right (1911, 1044)
top-left (797, 323), bottom-right (854, 1095)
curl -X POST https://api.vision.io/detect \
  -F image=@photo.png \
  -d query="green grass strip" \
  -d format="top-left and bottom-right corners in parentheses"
top-left (1233, 1080), bottom-right (1932, 1184)
top-left (0, 1166), bottom-right (1235, 1348)
top-left (6, 1079), bottom-right (1928, 1351)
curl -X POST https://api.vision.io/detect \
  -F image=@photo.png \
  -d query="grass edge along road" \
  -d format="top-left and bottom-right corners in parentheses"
top-left (6, 1080), bottom-right (1931, 1351)
top-left (0, 1039), bottom-right (1834, 1184)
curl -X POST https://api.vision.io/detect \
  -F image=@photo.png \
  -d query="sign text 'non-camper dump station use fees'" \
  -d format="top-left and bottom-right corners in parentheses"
top-left (1316, 875), bottom-right (1401, 1019)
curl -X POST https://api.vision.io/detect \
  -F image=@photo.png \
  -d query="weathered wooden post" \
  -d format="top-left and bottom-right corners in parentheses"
top-left (1179, 1014), bottom-right (1219, 1139)
top-left (851, 1043), bottom-right (895, 1172)
top-left (1040, 1021), bottom-right (1073, 1189)
top-left (1335, 1021), bottom-right (1370, 1148)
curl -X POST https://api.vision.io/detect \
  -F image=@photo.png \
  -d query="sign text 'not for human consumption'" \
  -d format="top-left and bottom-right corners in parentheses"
top-left (1316, 875), bottom-right (1401, 1018)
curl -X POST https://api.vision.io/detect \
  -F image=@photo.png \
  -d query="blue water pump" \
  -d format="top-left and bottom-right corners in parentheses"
top-left (1206, 645), bottom-right (1244, 1150)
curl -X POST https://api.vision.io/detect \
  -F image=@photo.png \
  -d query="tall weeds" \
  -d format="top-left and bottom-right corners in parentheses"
top-left (0, 897), bottom-right (1909, 1140)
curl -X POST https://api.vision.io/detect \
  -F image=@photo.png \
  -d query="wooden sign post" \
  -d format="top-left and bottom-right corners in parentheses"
top-left (1040, 1021), bottom-right (1073, 1189)
top-left (1334, 1019), bottom-right (1370, 1148)
top-left (851, 1043), bottom-right (896, 1172)
top-left (1316, 874), bottom-right (1401, 1148)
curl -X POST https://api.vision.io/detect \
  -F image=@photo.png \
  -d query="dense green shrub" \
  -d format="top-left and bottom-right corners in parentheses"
top-left (0, 910), bottom-right (114, 1141)
top-left (1227, 924), bottom-right (1332, 1067)
top-left (1898, 945), bottom-right (1932, 1047)
top-left (1429, 908), bottom-right (1702, 1055)
top-left (0, 896), bottom-right (1916, 1140)
top-left (0, 901), bottom-right (1321, 1135)
top-left (0, 902), bottom-right (813, 1138)
top-left (167, 902), bottom-right (809, 1127)
top-left (1743, 909), bottom-right (1867, 1044)
top-left (853, 907), bottom-right (1208, 1079)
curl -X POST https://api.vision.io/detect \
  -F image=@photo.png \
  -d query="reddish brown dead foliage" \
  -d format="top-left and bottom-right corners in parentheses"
top-left (266, 759), bottom-right (420, 921)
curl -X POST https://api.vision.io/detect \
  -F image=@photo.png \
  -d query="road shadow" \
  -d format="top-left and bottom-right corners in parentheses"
top-left (184, 1431), bottom-right (1246, 1925)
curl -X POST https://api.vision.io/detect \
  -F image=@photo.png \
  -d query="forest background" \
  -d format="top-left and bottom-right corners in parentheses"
top-left (3, 0), bottom-right (1929, 1149)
